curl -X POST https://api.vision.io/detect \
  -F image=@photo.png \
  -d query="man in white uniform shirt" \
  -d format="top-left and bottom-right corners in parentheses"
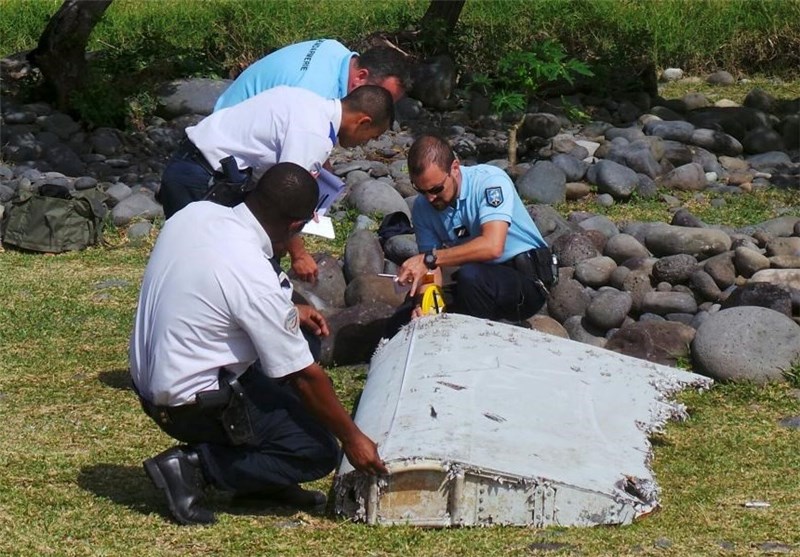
top-left (157, 84), bottom-right (394, 283)
top-left (132, 162), bottom-right (387, 526)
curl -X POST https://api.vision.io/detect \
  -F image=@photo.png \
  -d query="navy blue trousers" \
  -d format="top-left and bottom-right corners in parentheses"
top-left (147, 335), bottom-right (340, 494)
top-left (158, 154), bottom-right (213, 220)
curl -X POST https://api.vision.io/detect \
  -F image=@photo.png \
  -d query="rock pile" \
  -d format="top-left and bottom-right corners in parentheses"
top-left (1, 57), bottom-right (799, 383)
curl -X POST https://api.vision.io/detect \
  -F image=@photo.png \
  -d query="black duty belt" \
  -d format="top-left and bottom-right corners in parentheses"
top-left (175, 137), bottom-right (215, 175)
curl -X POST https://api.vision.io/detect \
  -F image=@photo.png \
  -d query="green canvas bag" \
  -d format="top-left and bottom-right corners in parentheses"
top-left (2, 184), bottom-right (108, 253)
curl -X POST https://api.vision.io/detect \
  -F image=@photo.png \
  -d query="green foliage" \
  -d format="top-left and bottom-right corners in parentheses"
top-left (497, 39), bottom-right (594, 97)
top-left (783, 360), bottom-right (800, 388)
top-left (490, 89), bottom-right (526, 115)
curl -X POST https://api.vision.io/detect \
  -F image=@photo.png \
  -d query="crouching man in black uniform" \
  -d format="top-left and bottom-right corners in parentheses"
top-left (129, 162), bottom-right (386, 525)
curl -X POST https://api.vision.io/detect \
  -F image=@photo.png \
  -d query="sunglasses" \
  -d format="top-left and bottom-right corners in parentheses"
top-left (413, 173), bottom-right (449, 196)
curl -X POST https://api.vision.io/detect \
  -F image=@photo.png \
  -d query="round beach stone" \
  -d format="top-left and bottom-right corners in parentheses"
top-left (692, 306), bottom-right (800, 383)
top-left (585, 288), bottom-right (632, 331)
top-left (574, 256), bottom-right (618, 287)
top-left (606, 321), bottom-right (696, 366)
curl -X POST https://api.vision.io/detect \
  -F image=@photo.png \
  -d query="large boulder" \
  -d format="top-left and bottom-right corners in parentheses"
top-left (606, 321), bottom-right (696, 366)
top-left (692, 306), bottom-right (800, 383)
top-left (157, 78), bottom-right (231, 118)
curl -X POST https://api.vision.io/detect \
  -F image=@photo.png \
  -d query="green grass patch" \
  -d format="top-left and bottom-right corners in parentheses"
top-left (2, 211), bottom-right (800, 555)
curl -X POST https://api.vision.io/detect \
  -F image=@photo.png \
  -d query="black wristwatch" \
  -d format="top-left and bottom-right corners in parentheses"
top-left (423, 250), bottom-right (438, 270)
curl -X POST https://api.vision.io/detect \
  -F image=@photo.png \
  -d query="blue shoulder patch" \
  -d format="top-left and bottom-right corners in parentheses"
top-left (485, 187), bottom-right (504, 207)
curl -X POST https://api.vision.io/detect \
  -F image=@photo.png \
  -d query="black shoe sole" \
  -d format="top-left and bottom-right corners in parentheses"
top-left (143, 457), bottom-right (215, 526)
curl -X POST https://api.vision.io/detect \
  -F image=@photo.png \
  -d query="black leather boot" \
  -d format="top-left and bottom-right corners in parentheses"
top-left (144, 446), bottom-right (216, 525)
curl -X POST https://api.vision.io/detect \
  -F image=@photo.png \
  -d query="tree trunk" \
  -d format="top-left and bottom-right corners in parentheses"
top-left (27, 0), bottom-right (113, 111)
top-left (421, 0), bottom-right (466, 37)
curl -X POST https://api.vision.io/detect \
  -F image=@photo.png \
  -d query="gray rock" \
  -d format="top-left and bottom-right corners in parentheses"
top-left (574, 256), bottom-right (618, 287)
top-left (746, 151), bottom-right (792, 171)
top-left (657, 162), bottom-right (707, 191)
top-left (604, 233), bottom-right (650, 264)
top-left (645, 224), bottom-right (732, 258)
top-left (690, 128), bottom-right (742, 156)
top-left (742, 126), bottom-right (784, 154)
top-left (577, 215), bottom-right (619, 239)
top-left (104, 182), bottom-right (132, 206)
top-left (345, 170), bottom-right (371, 189)
top-left (383, 234), bottom-right (419, 264)
top-left (551, 232), bottom-right (600, 267)
top-left (721, 282), bottom-right (793, 317)
top-left (562, 315), bottom-right (607, 347)
top-left (73, 176), bottom-right (98, 190)
top-left (643, 120), bottom-right (695, 142)
top-left (520, 113), bottom-right (561, 140)
top-left (409, 55), bottom-right (457, 109)
top-left (766, 237), bottom-right (800, 257)
top-left (620, 145), bottom-right (661, 179)
top-left (670, 208), bottom-right (706, 228)
top-left (524, 314), bottom-right (569, 338)
top-left (595, 193), bottom-right (615, 207)
top-left (319, 302), bottom-right (396, 366)
top-left (344, 275), bottom-right (406, 307)
top-left (111, 191), bottom-right (163, 226)
top-left (706, 70), bottom-right (735, 86)
top-left (516, 161), bottom-right (566, 204)
top-left (703, 252), bottom-right (737, 289)
top-left (528, 204), bottom-right (575, 240)
top-left (0, 184), bottom-right (15, 202)
top-left (585, 288), bottom-right (632, 331)
top-left (652, 253), bottom-right (699, 284)
top-left (605, 127), bottom-right (645, 142)
top-left (157, 78), bottom-right (231, 118)
top-left (606, 320), bottom-right (695, 366)
top-left (343, 229), bottom-right (384, 282)
top-left (45, 144), bottom-right (84, 176)
top-left (690, 270), bottom-right (723, 302)
top-left (661, 140), bottom-right (694, 166)
top-left (661, 68), bottom-right (684, 81)
top-left (641, 291), bottom-right (698, 315)
top-left (692, 306), bottom-right (800, 383)
top-left (394, 96), bottom-right (423, 122)
top-left (590, 159), bottom-right (638, 199)
top-left (126, 221), bottom-right (152, 242)
top-left (345, 179), bottom-right (410, 218)
top-left (649, 105), bottom-right (685, 121)
top-left (782, 114), bottom-right (800, 149)
top-left (565, 181), bottom-right (591, 200)
top-left (734, 246), bottom-right (770, 278)
top-left (770, 255), bottom-right (800, 269)
top-left (738, 215), bottom-right (800, 238)
top-left (743, 87), bottom-right (775, 113)
top-left (292, 253), bottom-right (347, 310)
top-left (682, 92), bottom-right (710, 110)
top-left (41, 112), bottom-right (81, 140)
top-left (90, 127), bottom-right (124, 157)
top-left (551, 153), bottom-right (587, 181)
top-left (547, 278), bottom-right (591, 323)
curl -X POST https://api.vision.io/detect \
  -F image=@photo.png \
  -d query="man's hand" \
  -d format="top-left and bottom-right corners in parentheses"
top-left (291, 251), bottom-right (319, 284)
top-left (343, 431), bottom-right (388, 475)
top-left (296, 304), bottom-right (329, 337)
top-left (397, 253), bottom-right (429, 296)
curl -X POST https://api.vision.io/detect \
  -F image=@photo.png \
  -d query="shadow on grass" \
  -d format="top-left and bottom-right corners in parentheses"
top-left (77, 463), bottom-right (164, 518)
top-left (78, 463), bottom-right (330, 522)
top-left (98, 369), bottom-right (133, 391)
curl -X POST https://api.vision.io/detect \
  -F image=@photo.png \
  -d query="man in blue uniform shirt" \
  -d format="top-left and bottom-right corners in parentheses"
top-left (396, 134), bottom-right (553, 322)
top-left (214, 38), bottom-right (410, 110)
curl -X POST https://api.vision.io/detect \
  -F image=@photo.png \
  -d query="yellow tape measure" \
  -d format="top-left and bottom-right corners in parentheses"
top-left (420, 284), bottom-right (446, 315)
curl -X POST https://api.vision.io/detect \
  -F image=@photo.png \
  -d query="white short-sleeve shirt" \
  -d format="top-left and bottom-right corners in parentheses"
top-left (129, 201), bottom-right (314, 406)
top-left (186, 85), bottom-right (341, 176)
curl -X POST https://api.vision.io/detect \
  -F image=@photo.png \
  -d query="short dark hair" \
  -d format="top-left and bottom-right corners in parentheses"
top-left (357, 46), bottom-right (412, 90)
top-left (342, 85), bottom-right (395, 130)
top-left (246, 162), bottom-right (319, 222)
top-left (407, 134), bottom-right (455, 179)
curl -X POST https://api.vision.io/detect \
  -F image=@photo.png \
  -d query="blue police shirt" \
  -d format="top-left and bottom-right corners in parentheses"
top-left (413, 164), bottom-right (546, 263)
top-left (214, 39), bottom-right (356, 111)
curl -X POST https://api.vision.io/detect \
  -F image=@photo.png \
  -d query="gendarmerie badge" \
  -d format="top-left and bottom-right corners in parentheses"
top-left (485, 187), bottom-right (504, 207)
top-left (284, 307), bottom-right (299, 333)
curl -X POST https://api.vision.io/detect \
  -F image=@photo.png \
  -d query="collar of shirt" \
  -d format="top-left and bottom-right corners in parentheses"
top-left (233, 203), bottom-right (274, 259)
top-left (338, 52), bottom-right (357, 97)
top-left (330, 99), bottom-right (343, 143)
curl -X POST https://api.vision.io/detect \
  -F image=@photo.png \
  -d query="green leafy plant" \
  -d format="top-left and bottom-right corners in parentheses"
top-left (782, 360), bottom-right (800, 388)
top-left (490, 89), bottom-right (526, 115)
top-left (496, 39), bottom-right (594, 98)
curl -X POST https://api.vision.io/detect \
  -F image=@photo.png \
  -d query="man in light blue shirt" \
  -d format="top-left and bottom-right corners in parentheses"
top-left (396, 134), bottom-right (553, 323)
top-left (214, 39), bottom-right (409, 111)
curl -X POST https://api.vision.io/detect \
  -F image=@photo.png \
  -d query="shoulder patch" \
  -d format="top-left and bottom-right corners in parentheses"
top-left (485, 187), bottom-right (504, 207)
top-left (284, 306), bottom-right (299, 334)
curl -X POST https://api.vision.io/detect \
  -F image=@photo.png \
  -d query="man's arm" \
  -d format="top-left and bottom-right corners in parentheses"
top-left (287, 363), bottom-right (388, 475)
top-left (398, 220), bottom-right (510, 296)
top-left (286, 235), bottom-right (319, 283)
